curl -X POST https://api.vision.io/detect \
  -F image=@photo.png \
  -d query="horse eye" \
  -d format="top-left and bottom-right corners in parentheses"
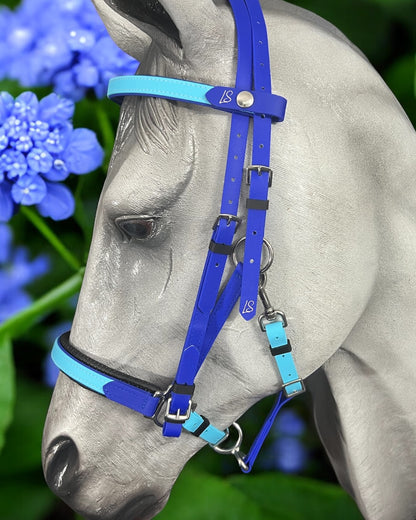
top-left (115, 216), bottom-right (158, 242)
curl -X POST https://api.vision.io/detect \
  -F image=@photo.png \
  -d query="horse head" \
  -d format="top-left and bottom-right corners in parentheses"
top-left (42, 1), bottom-right (416, 519)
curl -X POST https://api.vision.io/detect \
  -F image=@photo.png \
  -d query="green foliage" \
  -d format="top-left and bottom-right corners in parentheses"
top-left (0, 378), bottom-right (56, 520)
top-left (156, 467), bottom-right (363, 520)
top-left (0, 335), bottom-right (14, 453)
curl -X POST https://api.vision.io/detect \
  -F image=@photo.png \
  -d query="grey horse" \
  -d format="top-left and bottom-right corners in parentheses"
top-left (42, 1), bottom-right (416, 519)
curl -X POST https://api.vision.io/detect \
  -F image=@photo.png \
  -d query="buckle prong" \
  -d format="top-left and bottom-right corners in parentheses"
top-left (246, 165), bottom-right (273, 187)
top-left (165, 396), bottom-right (193, 424)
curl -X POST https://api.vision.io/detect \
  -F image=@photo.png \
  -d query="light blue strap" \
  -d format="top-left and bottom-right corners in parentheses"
top-left (183, 412), bottom-right (226, 445)
top-left (107, 76), bottom-right (286, 121)
top-left (52, 338), bottom-right (112, 394)
top-left (108, 75), bottom-right (211, 106)
top-left (265, 321), bottom-right (304, 397)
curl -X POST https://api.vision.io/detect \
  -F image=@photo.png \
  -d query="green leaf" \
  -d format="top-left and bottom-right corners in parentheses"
top-left (228, 472), bottom-right (363, 520)
top-left (0, 335), bottom-right (15, 454)
top-left (0, 378), bottom-right (52, 476)
top-left (0, 269), bottom-right (84, 340)
top-left (157, 469), bottom-right (270, 520)
top-left (156, 467), bottom-right (363, 520)
top-left (0, 475), bottom-right (56, 520)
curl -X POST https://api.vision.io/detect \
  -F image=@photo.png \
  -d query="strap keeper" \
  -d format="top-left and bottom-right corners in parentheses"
top-left (171, 382), bottom-right (195, 396)
top-left (209, 240), bottom-right (234, 255)
top-left (192, 415), bottom-right (211, 437)
top-left (270, 339), bottom-right (292, 357)
top-left (246, 198), bottom-right (269, 210)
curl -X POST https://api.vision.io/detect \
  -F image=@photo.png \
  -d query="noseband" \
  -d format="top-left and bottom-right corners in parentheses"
top-left (52, 0), bottom-right (305, 472)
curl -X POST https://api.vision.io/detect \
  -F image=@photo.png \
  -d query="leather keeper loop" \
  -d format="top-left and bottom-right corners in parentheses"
top-left (270, 340), bottom-right (292, 357)
top-left (209, 240), bottom-right (234, 255)
top-left (192, 416), bottom-right (211, 437)
top-left (246, 198), bottom-right (269, 210)
top-left (171, 382), bottom-right (195, 395)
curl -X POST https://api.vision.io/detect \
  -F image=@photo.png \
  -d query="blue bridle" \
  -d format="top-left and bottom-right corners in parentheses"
top-left (52, 0), bottom-right (305, 473)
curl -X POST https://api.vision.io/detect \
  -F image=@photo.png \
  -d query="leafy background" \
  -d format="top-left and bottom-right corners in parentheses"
top-left (0, 0), bottom-right (414, 519)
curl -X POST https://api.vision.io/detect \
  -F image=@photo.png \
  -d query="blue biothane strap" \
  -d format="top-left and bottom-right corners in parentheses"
top-left (163, 0), bottom-right (254, 439)
top-left (107, 76), bottom-right (286, 122)
top-left (265, 321), bottom-right (305, 397)
top-left (241, 390), bottom-right (291, 473)
top-left (239, 0), bottom-right (274, 321)
top-left (51, 337), bottom-right (227, 446)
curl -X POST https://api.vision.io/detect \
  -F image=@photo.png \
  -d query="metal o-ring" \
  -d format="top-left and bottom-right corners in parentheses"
top-left (232, 237), bottom-right (274, 273)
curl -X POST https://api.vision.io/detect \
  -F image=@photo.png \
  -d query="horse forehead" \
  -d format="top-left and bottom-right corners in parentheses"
top-left (102, 116), bottom-right (196, 215)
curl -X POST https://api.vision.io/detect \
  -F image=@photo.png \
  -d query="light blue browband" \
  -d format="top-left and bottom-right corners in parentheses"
top-left (51, 0), bottom-right (305, 473)
top-left (108, 75), bottom-right (287, 122)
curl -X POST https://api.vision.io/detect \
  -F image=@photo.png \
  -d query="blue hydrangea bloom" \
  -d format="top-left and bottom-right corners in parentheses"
top-left (273, 436), bottom-right (308, 474)
top-left (0, 91), bottom-right (104, 221)
top-left (0, 223), bottom-right (49, 323)
top-left (0, 0), bottom-right (138, 100)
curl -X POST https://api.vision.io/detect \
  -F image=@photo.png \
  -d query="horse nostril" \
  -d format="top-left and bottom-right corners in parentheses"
top-left (44, 436), bottom-right (80, 495)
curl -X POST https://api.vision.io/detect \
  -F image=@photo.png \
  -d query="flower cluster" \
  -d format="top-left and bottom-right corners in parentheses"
top-left (0, 0), bottom-right (138, 100)
top-left (262, 409), bottom-right (308, 473)
top-left (0, 223), bottom-right (49, 323)
top-left (0, 91), bottom-right (104, 221)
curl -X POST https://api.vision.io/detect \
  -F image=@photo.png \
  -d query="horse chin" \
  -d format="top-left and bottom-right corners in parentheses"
top-left (72, 492), bottom-right (170, 520)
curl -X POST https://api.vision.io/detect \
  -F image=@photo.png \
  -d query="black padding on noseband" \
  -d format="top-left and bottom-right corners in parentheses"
top-left (246, 198), bottom-right (269, 210)
top-left (171, 382), bottom-right (195, 395)
top-left (191, 415), bottom-right (210, 437)
top-left (270, 339), bottom-right (292, 357)
top-left (59, 332), bottom-right (160, 393)
top-left (209, 240), bottom-right (234, 255)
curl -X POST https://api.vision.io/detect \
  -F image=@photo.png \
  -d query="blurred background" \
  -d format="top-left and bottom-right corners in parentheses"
top-left (0, 0), bottom-right (414, 518)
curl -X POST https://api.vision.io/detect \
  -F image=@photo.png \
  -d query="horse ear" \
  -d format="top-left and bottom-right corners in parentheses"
top-left (92, 0), bottom-right (221, 63)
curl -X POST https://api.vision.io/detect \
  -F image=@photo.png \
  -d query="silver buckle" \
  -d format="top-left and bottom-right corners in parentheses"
top-left (165, 396), bottom-right (193, 423)
top-left (246, 165), bottom-right (273, 187)
top-left (212, 214), bottom-right (241, 230)
top-left (282, 378), bottom-right (306, 398)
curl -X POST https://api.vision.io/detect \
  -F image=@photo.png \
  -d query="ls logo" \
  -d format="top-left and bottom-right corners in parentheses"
top-left (242, 299), bottom-right (255, 314)
top-left (219, 89), bottom-right (234, 104)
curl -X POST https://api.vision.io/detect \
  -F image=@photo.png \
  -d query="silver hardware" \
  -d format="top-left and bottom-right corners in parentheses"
top-left (151, 384), bottom-right (173, 427)
top-left (236, 90), bottom-right (254, 108)
top-left (165, 396), bottom-right (193, 423)
top-left (212, 214), bottom-right (241, 231)
top-left (232, 237), bottom-right (274, 273)
top-left (282, 378), bottom-right (306, 398)
top-left (246, 165), bottom-right (273, 187)
top-left (210, 422), bottom-right (248, 471)
top-left (259, 310), bottom-right (288, 331)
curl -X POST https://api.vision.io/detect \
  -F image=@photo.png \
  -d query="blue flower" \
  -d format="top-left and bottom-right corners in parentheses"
top-left (274, 409), bottom-right (306, 437)
top-left (0, 91), bottom-right (104, 221)
top-left (0, 0), bottom-right (138, 100)
top-left (272, 436), bottom-right (308, 474)
top-left (0, 223), bottom-right (49, 323)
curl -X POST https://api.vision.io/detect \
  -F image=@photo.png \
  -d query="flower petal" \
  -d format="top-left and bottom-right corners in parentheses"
top-left (38, 92), bottom-right (74, 126)
top-left (0, 181), bottom-right (16, 221)
top-left (37, 181), bottom-right (74, 220)
top-left (11, 174), bottom-right (47, 205)
top-left (0, 222), bottom-right (12, 263)
top-left (63, 127), bottom-right (103, 174)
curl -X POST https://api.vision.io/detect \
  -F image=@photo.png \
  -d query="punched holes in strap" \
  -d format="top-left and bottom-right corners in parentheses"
top-left (191, 415), bottom-right (211, 437)
top-left (270, 339), bottom-right (292, 357)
